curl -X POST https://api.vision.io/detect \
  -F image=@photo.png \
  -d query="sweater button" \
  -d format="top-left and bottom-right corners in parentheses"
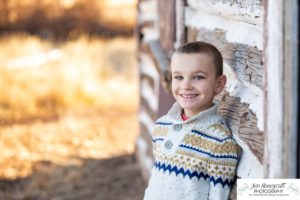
top-left (173, 124), bottom-right (182, 131)
top-left (164, 140), bottom-right (173, 149)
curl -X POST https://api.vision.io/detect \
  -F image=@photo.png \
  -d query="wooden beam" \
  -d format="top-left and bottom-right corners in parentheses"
top-left (158, 0), bottom-right (176, 54)
top-left (175, 0), bottom-right (186, 48)
top-left (282, 0), bottom-right (299, 178)
top-left (187, 0), bottom-right (263, 26)
top-left (264, 0), bottom-right (299, 178)
top-left (147, 40), bottom-right (172, 92)
top-left (264, 0), bottom-right (284, 178)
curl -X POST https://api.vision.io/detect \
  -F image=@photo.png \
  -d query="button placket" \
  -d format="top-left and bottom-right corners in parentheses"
top-left (163, 124), bottom-right (184, 152)
top-left (173, 124), bottom-right (182, 131)
top-left (164, 140), bottom-right (173, 149)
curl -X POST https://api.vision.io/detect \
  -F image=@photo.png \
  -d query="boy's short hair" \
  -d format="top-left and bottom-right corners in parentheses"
top-left (175, 41), bottom-right (223, 76)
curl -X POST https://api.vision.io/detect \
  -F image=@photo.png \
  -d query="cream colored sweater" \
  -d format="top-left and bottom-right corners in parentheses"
top-left (143, 102), bottom-right (240, 200)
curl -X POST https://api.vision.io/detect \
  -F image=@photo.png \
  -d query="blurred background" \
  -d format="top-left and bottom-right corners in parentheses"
top-left (0, 0), bottom-right (145, 199)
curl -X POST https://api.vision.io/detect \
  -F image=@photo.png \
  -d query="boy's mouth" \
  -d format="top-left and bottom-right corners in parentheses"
top-left (179, 94), bottom-right (199, 98)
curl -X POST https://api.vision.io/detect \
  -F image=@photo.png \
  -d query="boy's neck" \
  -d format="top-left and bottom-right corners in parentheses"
top-left (181, 112), bottom-right (189, 121)
top-left (183, 103), bottom-right (214, 118)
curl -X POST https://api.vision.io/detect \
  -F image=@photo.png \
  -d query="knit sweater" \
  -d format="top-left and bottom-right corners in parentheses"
top-left (143, 102), bottom-right (240, 200)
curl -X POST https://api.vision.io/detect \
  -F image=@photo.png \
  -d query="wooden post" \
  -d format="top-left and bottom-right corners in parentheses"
top-left (157, 0), bottom-right (176, 56)
top-left (264, 0), bottom-right (299, 178)
top-left (174, 0), bottom-right (186, 49)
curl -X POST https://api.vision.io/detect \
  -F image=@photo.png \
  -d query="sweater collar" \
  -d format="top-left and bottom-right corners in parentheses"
top-left (167, 102), bottom-right (220, 125)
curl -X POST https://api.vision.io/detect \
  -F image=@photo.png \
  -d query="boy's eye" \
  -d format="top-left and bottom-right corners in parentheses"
top-left (194, 75), bottom-right (204, 80)
top-left (173, 75), bottom-right (183, 80)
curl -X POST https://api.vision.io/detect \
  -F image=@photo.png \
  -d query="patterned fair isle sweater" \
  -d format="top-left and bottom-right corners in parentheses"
top-left (143, 102), bottom-right (240, 200)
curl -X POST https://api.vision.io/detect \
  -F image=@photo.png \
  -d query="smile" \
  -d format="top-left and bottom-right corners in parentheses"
top-left (180, 94), bottom-right (198, 98)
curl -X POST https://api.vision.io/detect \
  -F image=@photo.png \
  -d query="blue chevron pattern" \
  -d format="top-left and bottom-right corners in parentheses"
top-left (156, 122), bottom-right (173, 125)
top-left (152, 138), bottom-right (164, 143)
top-left (154, 161), bottom-right (232, 188)
top-left (191, 130), bottom-right (232, 142)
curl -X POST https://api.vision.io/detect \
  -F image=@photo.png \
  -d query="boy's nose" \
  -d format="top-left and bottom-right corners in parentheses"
top-left (181, 79), bottom-right (193, 89)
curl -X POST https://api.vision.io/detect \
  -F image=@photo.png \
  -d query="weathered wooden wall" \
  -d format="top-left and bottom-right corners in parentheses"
top-left (135, 0), bottom-right (175, 180)
top-left (136, 0), bottom-right (299, 198)
top-left (184, 1), bottom-right (264, 199)
top-left (264, 0), bottom-right (299, 178)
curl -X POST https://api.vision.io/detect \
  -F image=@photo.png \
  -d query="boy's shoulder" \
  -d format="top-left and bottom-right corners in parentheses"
top-left (208, 122), bottom-right (231, 137)
top-left (154, 114), bottom-right (173, 125)
top-left (194, 116), bottom-right (233, 140)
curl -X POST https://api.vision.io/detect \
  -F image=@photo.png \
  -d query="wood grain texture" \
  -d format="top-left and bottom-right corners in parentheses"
top-left (215, 91), bottom-right (264, 163)
top-left (146, 40), bottom-right (172, 91)
top-left (188, 0), bottom-right (263, 25)
top-left (158, 0), bottom-right (176, 54)
top-left (229, 177), bottom-right (238, 200)
top-left (140, 122), bottom-right (154, 158)
top-left (193, 28), bottom-right (263, 89)
top-left (282, 0), bottom-right (299, 178)
top-left (141, 95), bottom-right (158, 122)
top-left (175, 0), bottom-right (187, 48)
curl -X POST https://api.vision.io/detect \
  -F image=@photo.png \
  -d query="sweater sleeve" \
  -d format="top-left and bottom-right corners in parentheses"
top-left (208, 138), bottom-right (240, 200)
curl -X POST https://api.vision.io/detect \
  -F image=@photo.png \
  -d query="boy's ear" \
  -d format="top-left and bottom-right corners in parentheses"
top-left (215, 75), bottom-right (227, 95)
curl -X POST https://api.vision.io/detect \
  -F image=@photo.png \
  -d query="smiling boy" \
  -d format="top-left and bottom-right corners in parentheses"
top-left (143, 41), bottom-right (240, 200)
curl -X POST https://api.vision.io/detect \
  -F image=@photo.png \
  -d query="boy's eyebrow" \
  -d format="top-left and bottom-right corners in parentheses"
top-left (172, 71), bottom-right (181, 74)
top-left (193, 70), bottom-right (208, 74)
top-left (172, 70), bottom-right (208, 74)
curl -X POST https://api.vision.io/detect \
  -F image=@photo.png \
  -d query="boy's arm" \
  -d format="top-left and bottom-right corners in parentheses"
top-left (207, 139), bottom-right (240, 200)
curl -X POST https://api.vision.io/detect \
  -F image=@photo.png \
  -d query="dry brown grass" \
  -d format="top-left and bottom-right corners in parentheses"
top-left (0, 2), bottom-right (143, 198)
top-left (0, 33), bottom-right (138, 122)
top-left (0, 0), bottom-right (137, 38)
top-left (0, 33), bottom-right (144, 199)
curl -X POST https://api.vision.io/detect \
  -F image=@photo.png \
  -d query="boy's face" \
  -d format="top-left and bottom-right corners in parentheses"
top-left (170, 53), bottom-right (226, 117)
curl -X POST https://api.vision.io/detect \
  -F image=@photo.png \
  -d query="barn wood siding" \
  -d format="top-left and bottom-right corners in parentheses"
top-left (158, 0), bottom-right (176, 55)
top-left (185, 0), bottom-right (264, 198)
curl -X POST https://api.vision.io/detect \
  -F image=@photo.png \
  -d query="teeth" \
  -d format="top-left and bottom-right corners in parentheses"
top-left (181, 94), bottom-right (197, 98)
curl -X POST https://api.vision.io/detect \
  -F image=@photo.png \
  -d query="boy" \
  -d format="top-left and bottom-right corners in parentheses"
top-left (143, 41), bottom-right (240, 200)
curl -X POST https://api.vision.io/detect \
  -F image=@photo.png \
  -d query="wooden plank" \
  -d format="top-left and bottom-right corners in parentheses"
top-left (186, 27), bottom-right (198, 42)
top-left (187, 0), bottom-right (263, 26)
top-left (215, 91), bottom-right (264, 163)
top-left (229, 178), bottom-right (238, 200)
top-left (138, 1), bottom-right (160, 42)
top-left (282, 0), bottom-right (299, 178)
top-left (140, 95), bottom-right (158, 122)
top-left (193, 28), bottom-right (263, 89)
top-left (135, 135), bottom-right (154, 180)
top-left (175, 0), bottom-right (186, 48)
top-left (158, 0), bottom-right (176, 54)
top-left (158, 83), bottom-right (175, 118)
top-left (140, 122), bottom-right (154, 158)
top-left (140, 78), bottom-right (158, 112)
top-left (185, 7), bottom-right (263, 50)
top-left (136, 117), bottom-right (155, 180)
top-left (146, 40), bottom-right (172, 92)
top-left (140, 74), bottom-right (155, 90)
top-left (263, 0), bottom-right (284, 178)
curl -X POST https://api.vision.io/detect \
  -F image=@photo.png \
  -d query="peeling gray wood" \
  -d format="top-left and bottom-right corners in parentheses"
top-left (140, 123), bottom-right (154, 153)
top-left (263, 0), bottom-right (285, 178)
top-left (193, 28), bottom-right (263, 89)
top-left (158, 0), bottom-right (176, 54)
top-left (187, 0), bottom-right (263, 26)
top-left (147, 40), bottom-right (172, 91)
top-left (140, 74), bottom-right (155, 90)
top-left (282, 0), bottom-right (299, 178)
top-left (141, 96), bottom-right (158, 122)
top-left (229, 179), bottom-right (238, 200)
top-left (185, 6), bottom-right (263, 50)
top-left (216, 91), bottom-right (264, 163)
top-left (175, 0), bottom-right (186, 48)
top-left (187, 27), bottom-right (198, 42)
